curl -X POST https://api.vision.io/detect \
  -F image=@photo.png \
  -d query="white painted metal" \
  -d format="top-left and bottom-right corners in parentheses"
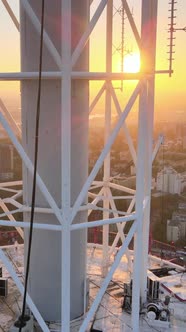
top-left (1, 0), bottom-right (19, 31)
top-left (106, 186), bottom-right (132, 268)
top-left (79, 220), bottom-right (138, 331)
top-left (71, 213), bottom-right (136, 230)
top-left (0, 112), bottom-right (63, 224)
top-left (89, 82), bottom-right (106, 113)
top-left (109, 182), bottom-right (136, 194)
top-left (20, 0), bottom-right (62, 69)
top-left (132, 80), bottom-right (148, 331)
top-left (102, 0), bottom-right (113, 277)
top-left (140, 0), bottom-right (158, 304)
top-left (71, 0), bottom-right (108, 67)
top-left (132, 2), bottom-right (158, 329)
top-left (0, 181), bottom-right (22, 187)
top-left (89, 194), bottom-right (134, 200)
top-left (152, 134), bottom-right (164, 162)
top-left (109, 196), bottom-right (136, 256)
top-left (110, 84), bottom-right (137, 165)
top-left (0, 212), bottom-right (135, 232)
top-left (0, 1), bottom-right (160, 331)
top-left (0, 70), bottom-right (170, 81)
top-left (88, 188), bottom-right (104, 213)
top-left (70, 82), bottom-right (140, 223)
top-left (0, 249), bottom-right (50, 332)
top-left (0, 98), bottom-right (21, 138)
top-left (20, 0), bottom-right (89, 323)
top-left (0, 201), bottom-right (23, 238)
top-left (0, 219), bottom-right (62, 231)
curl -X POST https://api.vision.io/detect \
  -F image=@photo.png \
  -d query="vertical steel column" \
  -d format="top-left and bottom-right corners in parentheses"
top-left (20, 0), bottom-right (87, 324)
top-left (132, 80), bottom-right (148, 331)
top-left (132, 1), bottom-right (158, 330)
top-left (61, 0), bottom-right (71, 330)
top-left (20, 1), bottom-right (65, 321)
top-left (102, 0), bottom-right (113, 277)
top-left (140, 0), bottom-right (158, 303)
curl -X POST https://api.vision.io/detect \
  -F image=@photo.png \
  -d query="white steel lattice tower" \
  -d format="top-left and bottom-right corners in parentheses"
top-left (0, 0), bottom-right (171, 331)
top-left (20, 0), bottom-right (89, 322)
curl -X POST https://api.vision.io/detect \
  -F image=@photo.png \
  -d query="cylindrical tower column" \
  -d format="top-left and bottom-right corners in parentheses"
top-left (20, 0), bottom-right (88, 321)
top-left (140, 0), bottom-right (158, 303)
top-left (132, 0), bottom-right (158, 329)
top-left (102, 0), bottom-right (113, 278)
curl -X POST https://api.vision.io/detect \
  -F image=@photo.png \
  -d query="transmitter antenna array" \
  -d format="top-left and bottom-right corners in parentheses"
top-left (113, 1), bottom-right (132, 91)
top-left (168, 0), bottom-right (186, 76)
top-left (112, 1), bottom-right (126, 91)
top-left (168, 0), bottom-right (177, 76)
top-left (120, 1), bottom-right (125, 90)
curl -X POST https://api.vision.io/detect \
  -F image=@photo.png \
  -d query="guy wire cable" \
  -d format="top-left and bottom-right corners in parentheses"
top-left (161, 142), bottom-right (165, 227)
top-left (18, 0), bottom-right (45, 330)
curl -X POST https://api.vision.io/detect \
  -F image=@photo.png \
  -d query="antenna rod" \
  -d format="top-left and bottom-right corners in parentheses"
top-left (174, 26), bottom-right (186, 32)
top-left (168, 0), bottom-right (177, 76)
top-left (120, 1), bottom-right (125, 91)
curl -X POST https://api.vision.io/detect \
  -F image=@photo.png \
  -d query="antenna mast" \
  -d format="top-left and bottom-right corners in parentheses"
top-left (120, 1), bottom-right (125, 90)
top-left (168, 0), bottom-right (177, 76)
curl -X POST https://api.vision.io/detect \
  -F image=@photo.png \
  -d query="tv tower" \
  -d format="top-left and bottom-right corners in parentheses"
top-left (20, 0), bottom-right (89, 322)
top-left (0, 1), bottom-right (174, 331)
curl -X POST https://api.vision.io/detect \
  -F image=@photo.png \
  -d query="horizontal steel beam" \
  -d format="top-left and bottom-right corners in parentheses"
top-left (0, 212), bottom-right (136, 231)
top-left (0, 70), bottom-right (171, 81)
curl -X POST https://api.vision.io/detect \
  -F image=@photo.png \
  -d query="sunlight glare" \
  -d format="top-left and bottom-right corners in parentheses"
top-left (123, 53), bottom-right (140, 73)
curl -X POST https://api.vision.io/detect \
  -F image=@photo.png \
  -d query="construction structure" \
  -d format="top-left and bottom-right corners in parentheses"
top-left (0, 0), bottom-right (179, 331)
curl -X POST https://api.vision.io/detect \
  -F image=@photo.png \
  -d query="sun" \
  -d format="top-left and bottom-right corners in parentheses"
top-left (123, 53), bottom-right (141, 73)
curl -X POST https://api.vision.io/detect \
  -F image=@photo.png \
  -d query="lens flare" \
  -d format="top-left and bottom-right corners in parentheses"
top-left (123, 53), bottom-right (140, 73)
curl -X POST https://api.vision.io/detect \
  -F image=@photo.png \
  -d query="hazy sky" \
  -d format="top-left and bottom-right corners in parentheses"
top-left (0, 0), bottom-right (185, 122)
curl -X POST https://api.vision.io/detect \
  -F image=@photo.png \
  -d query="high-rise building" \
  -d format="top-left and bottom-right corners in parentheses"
top-left (156, 166), bottom-right (182, 194)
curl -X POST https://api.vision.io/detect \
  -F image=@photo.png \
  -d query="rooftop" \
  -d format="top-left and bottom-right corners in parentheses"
top-left (0, 244), bottom-right (186, 332)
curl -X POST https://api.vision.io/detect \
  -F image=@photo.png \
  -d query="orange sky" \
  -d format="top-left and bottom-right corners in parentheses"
top-left (0, 0), bottom-right (185, 123)
top-left (89, 0), bottom-right (186, 122)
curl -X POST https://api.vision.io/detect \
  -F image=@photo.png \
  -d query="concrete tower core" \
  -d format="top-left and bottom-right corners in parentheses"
top-left (20, 0), bottom-right (88, 321)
